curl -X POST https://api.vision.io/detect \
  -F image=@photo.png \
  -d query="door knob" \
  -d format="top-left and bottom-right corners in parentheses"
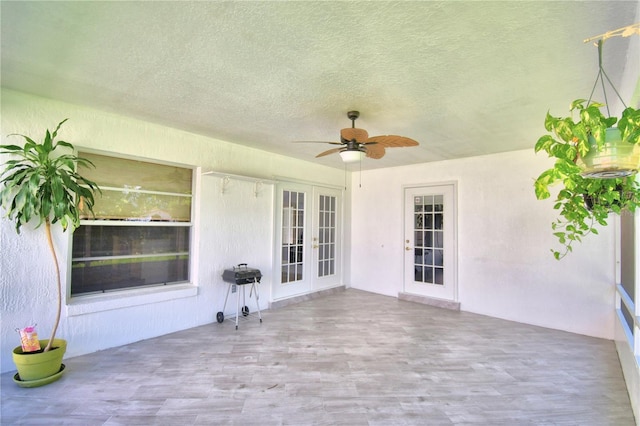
top-left (405, 247), bottom-right (412, 251)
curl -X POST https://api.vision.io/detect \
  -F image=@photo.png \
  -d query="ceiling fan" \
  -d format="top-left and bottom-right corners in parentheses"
top-left (301, 111), bottom-right (419, 162)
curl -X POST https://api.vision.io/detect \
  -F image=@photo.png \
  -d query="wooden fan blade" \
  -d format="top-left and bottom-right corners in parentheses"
top-left (367, 135), bottom-right (419, 147)
top-left (365, 144), bottom-right (386, 159)
top-left (340, 128), bottom-right (369, 142)
top-left (316, 147), bottom-right (343, 158)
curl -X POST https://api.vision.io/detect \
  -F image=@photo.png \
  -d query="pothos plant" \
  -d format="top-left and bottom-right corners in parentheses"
top-left (534, 99), bottom-right (640, 259)
top-left (0, 119), bottom-right (100, 352)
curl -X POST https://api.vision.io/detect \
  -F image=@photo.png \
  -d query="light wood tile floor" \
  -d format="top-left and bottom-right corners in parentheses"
top-left (1, 289), bottom-right (635, 425)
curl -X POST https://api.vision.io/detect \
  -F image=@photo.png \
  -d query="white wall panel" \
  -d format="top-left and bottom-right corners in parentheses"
top-left (0, 89), bottom-right (344, 373)
top-left (350, 150), bottom-right (616, 339)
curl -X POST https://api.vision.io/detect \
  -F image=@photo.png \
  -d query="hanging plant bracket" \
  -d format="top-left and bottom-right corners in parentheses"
top-left (583, 22), bottom-right (640, 44)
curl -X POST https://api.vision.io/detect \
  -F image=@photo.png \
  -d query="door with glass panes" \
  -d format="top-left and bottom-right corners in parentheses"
top-left (403, 184), bottom-right (457, 301)
top-left (273, 183), bottom-right (342, 300)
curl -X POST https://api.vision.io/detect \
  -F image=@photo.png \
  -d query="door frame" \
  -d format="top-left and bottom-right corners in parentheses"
top-left (272, 179), bottom-right (345, 301)
top-left (402, 181), bottom-right (458, 302)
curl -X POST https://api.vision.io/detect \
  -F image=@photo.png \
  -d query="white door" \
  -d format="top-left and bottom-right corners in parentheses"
top-left (273, 183), bottom-right (342, 300)
top-left (312, 186), bottom-right (342, 290)
top-left (403, 184), bottom-right (457, 301)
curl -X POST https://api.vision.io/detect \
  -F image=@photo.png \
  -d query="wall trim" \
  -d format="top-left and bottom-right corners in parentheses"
top-left (398, 292), bottom-right (461, 311)
top-left (67, 284), bottom-right (198, 316)
top-left (269, 286), bottom-right (345, 310)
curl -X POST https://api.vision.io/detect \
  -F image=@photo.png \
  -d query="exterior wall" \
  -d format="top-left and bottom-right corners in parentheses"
top-left (0, 87), bottom-right (623, 376)
top-left (350, 150), bottom-right (616, 339)
top-left (0, 89), bottom-right (346, 373)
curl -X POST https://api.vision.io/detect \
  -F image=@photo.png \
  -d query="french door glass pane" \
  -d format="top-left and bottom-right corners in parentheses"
top-left (317, 195), bottom-right (336, 278)
top-left (413, 194), bottom-right (445, 286)
top-left (281, 190), bottom-right (305, 283)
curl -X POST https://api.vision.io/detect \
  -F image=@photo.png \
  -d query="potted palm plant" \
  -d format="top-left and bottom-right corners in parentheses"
top-left (1, 119), bottom-right (100, 386)
top-left (534, 100), bottom-right (640, 259)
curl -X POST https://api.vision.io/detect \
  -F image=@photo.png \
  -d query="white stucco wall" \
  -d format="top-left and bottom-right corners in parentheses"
top-left (349, 150), bottom-right (616, 339)
top-left (0, 87), bottom-right (621, 376)
top-left (0, 89), bottom-right (346, 373)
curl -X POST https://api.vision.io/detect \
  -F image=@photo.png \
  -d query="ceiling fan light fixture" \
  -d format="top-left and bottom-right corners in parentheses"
top-left (297, 110), bottom-right (419, 162)
top-left (340, 150), bottom-right (362, 163)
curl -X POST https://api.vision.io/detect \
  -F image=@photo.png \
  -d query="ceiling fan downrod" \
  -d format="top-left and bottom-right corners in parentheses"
top-left (347, 111), bottom-right (359, 128)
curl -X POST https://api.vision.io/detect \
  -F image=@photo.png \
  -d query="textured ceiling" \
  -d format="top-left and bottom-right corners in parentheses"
top-left (1, 1), bottom-right (639, 170)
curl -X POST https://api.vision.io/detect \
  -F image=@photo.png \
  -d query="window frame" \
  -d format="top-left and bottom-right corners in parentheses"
top-left (67, 148), bottom-right (200, 308)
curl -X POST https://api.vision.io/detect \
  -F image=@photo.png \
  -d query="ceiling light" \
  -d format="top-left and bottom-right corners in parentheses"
top-left (340, 150), bottom-right (362, 163)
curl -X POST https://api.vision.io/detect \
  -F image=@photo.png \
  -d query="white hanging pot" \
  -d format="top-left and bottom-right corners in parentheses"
top-left (577, 127), bottom-right (640, 178)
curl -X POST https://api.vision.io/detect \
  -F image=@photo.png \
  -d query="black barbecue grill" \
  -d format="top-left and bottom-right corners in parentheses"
top-left (222, 265), bottom-right (262, 285)
top-left (217, 264), bottom-right (262, 329)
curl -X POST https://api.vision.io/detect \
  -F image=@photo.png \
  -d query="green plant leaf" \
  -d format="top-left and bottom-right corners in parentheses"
top-left (534, 135), bottom-right (556, 154)
top-left (552, 118), bottom-right (575, 143)
top-left (555, 158), bottom-right (580, 174)
top-left (570, 99), bottom-right (588, 110)
top-left (543, 111), bottom-right (556, 132)
top-left (50, 119), bottom-right (69, 141)
top-left (534, 182), bottom-right (550, 200)
top-left (0, 144), bottom-right (27, 153)
top-left (43, 129), bottom-right (53, 152)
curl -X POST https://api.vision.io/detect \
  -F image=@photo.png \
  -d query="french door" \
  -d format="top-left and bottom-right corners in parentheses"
top-left (273, 183), bottom-right (342, 300)
top-left (403, 184), bottom-right (457, 301)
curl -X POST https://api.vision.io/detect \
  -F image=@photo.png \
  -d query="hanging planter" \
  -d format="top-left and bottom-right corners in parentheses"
top-left (583, 182), bottom-right (636, 212)
top-left (534, 101), bottom-right (640, 260)
top-left (534, 24), bottom-right (640, 259)
top-left (577, 127), bottom-right (640, 178)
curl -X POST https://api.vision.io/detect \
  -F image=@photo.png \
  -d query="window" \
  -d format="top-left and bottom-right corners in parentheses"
top-left (71, 152), bottom-right (194, 296)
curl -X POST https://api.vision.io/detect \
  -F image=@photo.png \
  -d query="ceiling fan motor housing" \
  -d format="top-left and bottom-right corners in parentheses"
top-left (341, 127), bottom-right (369, 143)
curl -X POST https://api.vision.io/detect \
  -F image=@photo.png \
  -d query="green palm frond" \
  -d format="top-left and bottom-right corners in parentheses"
top-left (1, 119), bottom-right (101, 233)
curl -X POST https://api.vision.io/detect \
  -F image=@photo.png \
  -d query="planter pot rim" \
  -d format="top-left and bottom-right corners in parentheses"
top-left (577, 127), bottom-right (640, 178)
